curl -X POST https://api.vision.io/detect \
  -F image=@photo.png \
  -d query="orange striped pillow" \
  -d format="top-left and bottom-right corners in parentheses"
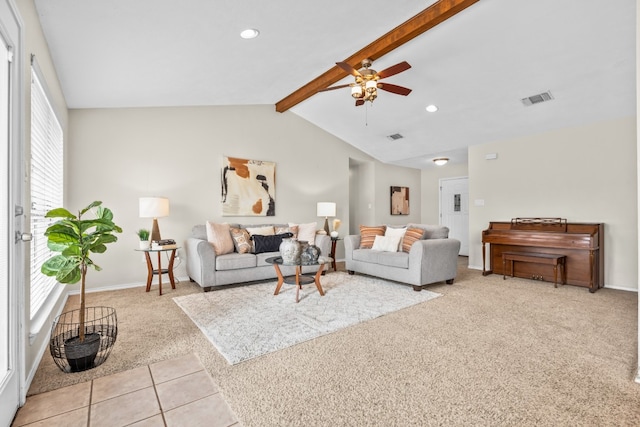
top-left (402, 227), bottom-right (424, 252)
top-left (359, 225), bottom-right (386, 249)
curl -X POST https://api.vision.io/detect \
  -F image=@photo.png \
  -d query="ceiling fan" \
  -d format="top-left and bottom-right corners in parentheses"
top-left (319, 58), bottom-right (412, 106)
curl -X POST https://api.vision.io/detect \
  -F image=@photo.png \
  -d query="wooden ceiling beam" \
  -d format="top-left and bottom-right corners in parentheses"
top-left (275, 0), bottom-right (480, 113)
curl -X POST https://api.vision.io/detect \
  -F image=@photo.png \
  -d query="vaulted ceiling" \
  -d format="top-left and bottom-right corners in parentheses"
top-left (34, 0), bottom-right (636, 169)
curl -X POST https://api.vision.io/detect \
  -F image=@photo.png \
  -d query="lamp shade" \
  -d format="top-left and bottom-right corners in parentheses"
top-left (316, 202), bottom-right (336, 217)
top-left (139, 197), bottom-right (170, 218)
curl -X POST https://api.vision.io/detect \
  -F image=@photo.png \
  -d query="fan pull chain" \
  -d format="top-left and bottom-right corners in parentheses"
top-left (365, 102), bottom-right (369, 126)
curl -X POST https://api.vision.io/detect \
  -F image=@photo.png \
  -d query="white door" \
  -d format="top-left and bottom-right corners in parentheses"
top-left (440, 177), bottom-right (469, 256)
top-left (0, 9), bottom-right (25, 426)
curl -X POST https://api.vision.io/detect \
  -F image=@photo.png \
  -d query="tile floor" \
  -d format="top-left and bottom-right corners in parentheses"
top-left (11, 353), bottom-right (241, 427)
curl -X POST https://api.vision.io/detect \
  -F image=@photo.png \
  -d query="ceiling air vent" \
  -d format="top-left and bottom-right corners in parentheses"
top-left (521, 91), bottom-right (554, 106)
top-left (386, 133), bottom-right (404, 141)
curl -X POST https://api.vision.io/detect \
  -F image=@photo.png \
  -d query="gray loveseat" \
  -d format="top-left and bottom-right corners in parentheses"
top-left (344, 224), bottom-right (461, 291)
top-left (185, 223), bottom-right (331, 291)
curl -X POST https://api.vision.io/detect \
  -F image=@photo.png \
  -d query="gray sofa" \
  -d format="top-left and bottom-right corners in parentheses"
top-left (185, 223), bottom-right (331, 291)
top-left (344, 224), bottom-right (461, 291)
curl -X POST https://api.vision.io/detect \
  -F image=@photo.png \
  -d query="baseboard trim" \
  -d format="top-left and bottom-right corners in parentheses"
top-left (467, 266), bottom-right (636, 292)
top-left (67, 276), bottom-right (191, 295)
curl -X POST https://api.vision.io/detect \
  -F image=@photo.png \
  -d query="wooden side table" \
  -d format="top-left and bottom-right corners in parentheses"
top-left (329, 238), bottom-right (342, 271)
top-left (136, 247), bottom-right (179, 295)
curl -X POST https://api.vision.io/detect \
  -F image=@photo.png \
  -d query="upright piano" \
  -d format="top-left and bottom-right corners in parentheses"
top-left (482, 218), bottom-right (604, 292)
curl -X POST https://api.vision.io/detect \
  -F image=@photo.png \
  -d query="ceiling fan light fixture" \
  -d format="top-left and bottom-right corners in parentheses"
top-left (351, 85), bottom-right (363, 98)
top-left (433, 157), bottom-right (449, 166)
top-left (240, 28), bottom-right (260, 39)
top-left (365, 79), bottom-right (377, 94)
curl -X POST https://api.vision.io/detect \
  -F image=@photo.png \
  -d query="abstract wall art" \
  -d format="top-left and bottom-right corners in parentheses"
top-left (221, 156), bottom-right (276, 216)
top-left (390, 186), bottom-right (409, 215)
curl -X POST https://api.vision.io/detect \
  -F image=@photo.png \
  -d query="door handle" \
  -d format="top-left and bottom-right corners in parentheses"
top-left (15, 231), bottom-right (33, 243)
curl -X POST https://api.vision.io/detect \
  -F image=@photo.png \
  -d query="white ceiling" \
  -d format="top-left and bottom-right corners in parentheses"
top-left (34, 0), bottom-right (636, 169)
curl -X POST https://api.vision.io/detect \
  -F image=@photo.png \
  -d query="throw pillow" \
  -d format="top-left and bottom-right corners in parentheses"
top-left (401, 227), bottom-right (424, 252)
top-left (275, 225), bottom-right (298, 237)
top-left (245, 225), bottom-right (275, 236)
top-left (371, 235), bottom-right (402, 252)
top-left (229, 227), bottom-right (252, 254)
top-left (205, 221), bottom-right (235, 255)
top-left (359, 225), bottom-right (386, 249)
top-left (291, 222), bottom-right (317, 245)
top-left (252, 232), bottom-right (293, 254)
top-left (385, 226), bottom-right (407, 251)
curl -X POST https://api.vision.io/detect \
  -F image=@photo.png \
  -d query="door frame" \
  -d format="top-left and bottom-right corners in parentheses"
top-left (0, 0), bottom-right (26, 424)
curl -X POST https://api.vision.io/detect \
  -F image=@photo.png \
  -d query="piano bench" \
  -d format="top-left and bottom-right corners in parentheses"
top-left (502, 251), bottom-right (567, 287)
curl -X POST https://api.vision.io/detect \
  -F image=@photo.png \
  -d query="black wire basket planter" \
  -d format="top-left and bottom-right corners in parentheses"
top-left (49, 306), bottom-right (117, 373)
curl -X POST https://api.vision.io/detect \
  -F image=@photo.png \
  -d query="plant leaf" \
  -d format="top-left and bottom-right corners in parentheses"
top-left (56, 266), bottom-right (81, 284)
top-left (79, 201), bottom-right (102, 217)
top-left (91, 243), bottom-right (107, 254)
top-left (45, 208), bottom-right (76, 219)
top-left (41, 256), bottom-right (81, 284)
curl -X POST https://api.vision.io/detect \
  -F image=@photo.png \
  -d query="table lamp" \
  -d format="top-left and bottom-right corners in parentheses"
top-left (139, 197), bottom-right (170, 242)
top-left (316, 202), bottom-right (336, 235)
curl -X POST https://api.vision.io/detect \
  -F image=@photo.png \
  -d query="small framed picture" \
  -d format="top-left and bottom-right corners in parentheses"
top-left (390, 186), bottom-right (409, 215)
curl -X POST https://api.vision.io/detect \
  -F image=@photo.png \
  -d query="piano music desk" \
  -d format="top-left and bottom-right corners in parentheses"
top-left (502, 251), bottom-right (567, 287)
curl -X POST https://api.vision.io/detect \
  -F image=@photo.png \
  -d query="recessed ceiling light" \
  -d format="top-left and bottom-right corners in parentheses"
top-left (426, 104), bottom-right (438, 113)
top-left (240, 28), bottom-right (260, 39)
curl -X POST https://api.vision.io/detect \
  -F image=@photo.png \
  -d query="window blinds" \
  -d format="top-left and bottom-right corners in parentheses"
top-left (29, 65), bottom-right (63, 318)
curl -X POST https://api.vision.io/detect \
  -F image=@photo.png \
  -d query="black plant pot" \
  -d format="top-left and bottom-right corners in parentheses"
top-left (50, 306), bottom-right (117, 373)
top-left (64, 333), bottom-right (101, 372)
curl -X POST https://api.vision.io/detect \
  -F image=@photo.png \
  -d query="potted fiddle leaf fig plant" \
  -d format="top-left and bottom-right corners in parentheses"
top-left (42, 200), bottom-right (122, 372)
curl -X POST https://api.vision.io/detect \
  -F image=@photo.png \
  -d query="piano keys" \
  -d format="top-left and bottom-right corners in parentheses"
top-left (482, 218), bottom-right (604, 292)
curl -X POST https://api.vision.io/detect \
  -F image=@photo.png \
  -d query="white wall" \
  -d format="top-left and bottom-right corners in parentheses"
top-left (468, 116), bottom-right (637, 290)
top-left (66, 105), bottom-right (421, 288)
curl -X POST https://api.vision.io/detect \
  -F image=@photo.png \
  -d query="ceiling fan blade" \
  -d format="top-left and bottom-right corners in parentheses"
top-left (336, 62), bottom-right (362, 78)
top-left (355, 99), bottom-right (365, 107)
top-left (377, 82), bottom-right (412, 96)
top-left (318, 84), bottom-right (352, 93)
top-left (376, 61), bottom-right (411, 79)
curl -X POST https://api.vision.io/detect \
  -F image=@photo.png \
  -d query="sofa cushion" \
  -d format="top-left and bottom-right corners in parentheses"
top-left (352, 249), bottom-right (409, 269)
top-left (402, 227), bottom-right (424, 252)
top-left (245, 225), bottom-right (275, 236)
top-left (371, 235), bottom-right (402, 252)
top-left (385, 226), bottom-right (406, 251)
top-left (216, 253), bottom-right (257, 271)
top-left (229, 227), bottom-right (252, 254)
top-left (252, 233), bottom-right (293, 254)
top-left (407, 223), bottom-right (449, 239)
top-left (275, 225), bottom-right (298, 236)
top-left (205, 221), bottom-right (235, 255)
top-left (291, 222), bottom-right (317, 245)
top-left (192, 224), bottom-right (207, 240)
top-left (359, 225), bottom-right (386, 249)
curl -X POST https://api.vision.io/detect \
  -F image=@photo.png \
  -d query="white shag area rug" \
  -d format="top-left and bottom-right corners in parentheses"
top-left (173, 271), bottom-right (441, 364)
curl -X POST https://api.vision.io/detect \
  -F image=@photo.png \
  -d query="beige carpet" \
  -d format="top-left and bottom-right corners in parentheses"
top-left (28, 259), bottom-right (640, 426)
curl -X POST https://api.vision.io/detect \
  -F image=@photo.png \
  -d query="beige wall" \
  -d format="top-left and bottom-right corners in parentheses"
top-left (468, 116), bottom-right (637, 290)
top-left (347, 157), bottom-right (422, 237)
top-left (66, 105), bottom-right (420, 289)
top-left (17, 0), bottom-right (70, 384)
top-left (420, 162), bottom-right (469, 225)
